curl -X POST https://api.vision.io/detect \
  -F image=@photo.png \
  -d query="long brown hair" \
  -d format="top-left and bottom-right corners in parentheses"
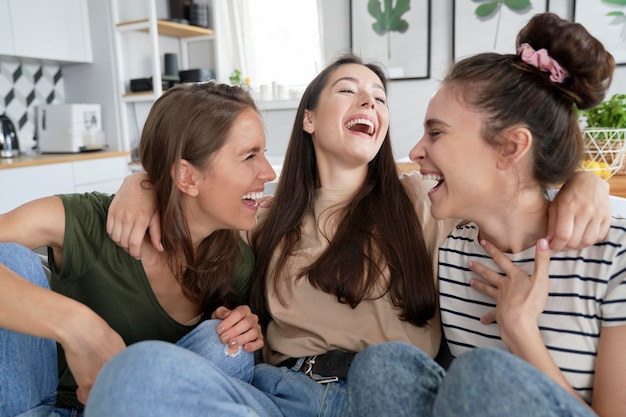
top-left (444, 12), bottom-right (615, 189)
top-left (250, 53), bottom-right (436, 327)
top-left (140, 81), bottom-right (258, 316)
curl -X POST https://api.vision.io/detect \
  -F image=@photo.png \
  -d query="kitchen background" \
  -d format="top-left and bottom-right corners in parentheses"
top-left (1, 0), bottom-right (625, 202)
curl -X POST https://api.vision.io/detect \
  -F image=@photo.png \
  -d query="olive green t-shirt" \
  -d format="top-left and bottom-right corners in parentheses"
top-left (49, 192), bottom-right (254, 409)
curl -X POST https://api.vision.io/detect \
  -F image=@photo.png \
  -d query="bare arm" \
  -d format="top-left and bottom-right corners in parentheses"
top-left (108, 172), bottom-right (273, 257)
top-left (0, 196), bottom-right (126, 403)
top-left (0, 263), bottom-right (125, 403)
top-left (592, 325), bottom-right (626, 417)
top-left (0, 195), bottom-right (66, 251)
top-left (107, 172), bottom-right (160, 258)
top-left (548, 171), bottom-right (611, 250)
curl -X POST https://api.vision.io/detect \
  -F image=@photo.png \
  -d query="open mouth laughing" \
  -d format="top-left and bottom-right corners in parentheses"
top-left (345, 118), bottom-right (375, 136)
top-left (242, 191), bottom-right (265, 207)
top-left (422, 172), bottom-right (445, 192)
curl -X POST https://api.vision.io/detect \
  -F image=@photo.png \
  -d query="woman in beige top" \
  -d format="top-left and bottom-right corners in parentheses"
top-left (88, 54), bottom-right (611, 417)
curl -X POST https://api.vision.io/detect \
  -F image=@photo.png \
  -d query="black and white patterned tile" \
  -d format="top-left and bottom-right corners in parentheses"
top-left (0, 59), bottom-right (65, 154)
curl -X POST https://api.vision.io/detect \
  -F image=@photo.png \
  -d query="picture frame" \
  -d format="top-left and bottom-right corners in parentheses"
top-left (573, 0), bottom-right (626, 65)
top-left (350, 0), bottom-right (431, 81)
top-left (453, 0), bottom-right (548, 60)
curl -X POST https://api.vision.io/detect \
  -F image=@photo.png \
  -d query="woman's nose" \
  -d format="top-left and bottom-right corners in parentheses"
top-left (360, 93), bottom-right (375, 108)
top-left (409, 140), bottom-right (425, 162)
top-left (260, 158), bottom-right (277, 182)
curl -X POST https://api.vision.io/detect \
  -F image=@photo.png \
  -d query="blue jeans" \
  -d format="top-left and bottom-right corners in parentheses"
top-left (433, 348), bottom-right (597, 417)
top-left (0, 242), bottom-right (253, 417)
top-left (0, 243), bottom-right (58, 417)
top-left (85, 341), bottom-right (444, 417)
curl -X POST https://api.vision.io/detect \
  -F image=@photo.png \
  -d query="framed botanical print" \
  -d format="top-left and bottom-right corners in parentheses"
top-left (453, 0), bottom-right (548, 60)
top-left (350, 0), bottom-right (431, 80)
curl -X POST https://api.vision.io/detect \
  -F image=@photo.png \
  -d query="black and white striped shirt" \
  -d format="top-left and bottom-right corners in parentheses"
top-left (438, 217), bottom-right (626, 402)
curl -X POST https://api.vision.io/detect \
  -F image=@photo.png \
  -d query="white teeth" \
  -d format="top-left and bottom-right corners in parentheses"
top-left (242, 192), bottom-right (264, 200)
top-left (345, 118), bottom-right (375, 135)
top-left (423, 174), bottom-right (444, 181)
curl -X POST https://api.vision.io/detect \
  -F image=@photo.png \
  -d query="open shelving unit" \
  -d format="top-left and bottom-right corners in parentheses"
top-left (110, 0), bottom-right (216, 150)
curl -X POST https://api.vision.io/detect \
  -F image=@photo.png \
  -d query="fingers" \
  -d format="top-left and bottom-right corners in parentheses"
top-left (76, 386), bottom-right (88, 405)
top-left (548, 171), bottom-right (611, 250)
top-left (258, 195), bottom-right (274, 208)
top-left (211, 306), bottom-right (230, 320)
top-left (479, 309), bottom-right (497, 324)
top-left (148, 213), bottom-right (163, 252)
top-left (531, 238), bottom-right (550, 285)
top-left (214, 305), bottom-right (263, 351)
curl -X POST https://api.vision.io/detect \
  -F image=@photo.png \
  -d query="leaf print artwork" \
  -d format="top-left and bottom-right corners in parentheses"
top-left (367, 0), bottom-right (411, 59)
top-left (603, 0), bottom-right (626, 41)
top-left (472, 0), bottom-right (532, 49)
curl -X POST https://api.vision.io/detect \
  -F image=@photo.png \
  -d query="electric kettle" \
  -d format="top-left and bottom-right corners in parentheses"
top-left (0, 114), bottom-right (20, 158)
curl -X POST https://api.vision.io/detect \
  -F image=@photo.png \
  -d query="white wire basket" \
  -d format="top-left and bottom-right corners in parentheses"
top-left (582, 128), bottom-right (626, 180)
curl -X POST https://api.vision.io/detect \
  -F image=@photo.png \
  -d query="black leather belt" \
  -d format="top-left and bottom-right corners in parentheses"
top-left (279, 350), bottom-right (356, 383)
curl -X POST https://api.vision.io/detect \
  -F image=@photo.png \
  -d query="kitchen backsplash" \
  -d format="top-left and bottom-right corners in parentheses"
top-left (0, 59), bottom-right (65, 154)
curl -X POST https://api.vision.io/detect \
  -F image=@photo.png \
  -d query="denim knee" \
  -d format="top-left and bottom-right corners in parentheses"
top-left (346, 342), bottom-right (444, 417)
top-left (434, 348), bottom-right (595, 417)
top-left (176, 319), bottom-right (254, 383)
top-left (0, 242), bottom-right (48, 288)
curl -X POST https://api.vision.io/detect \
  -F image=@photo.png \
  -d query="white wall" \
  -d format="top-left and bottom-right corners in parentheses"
top-left (261, 0), bottom-right (626, 161)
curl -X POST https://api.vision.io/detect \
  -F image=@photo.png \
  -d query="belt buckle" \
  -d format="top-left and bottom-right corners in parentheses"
top-left (303, 356), bottom-right (339, 384)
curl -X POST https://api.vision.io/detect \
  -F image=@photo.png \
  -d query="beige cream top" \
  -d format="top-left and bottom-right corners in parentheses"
top-left (260, 171), bottom-right (458, 365)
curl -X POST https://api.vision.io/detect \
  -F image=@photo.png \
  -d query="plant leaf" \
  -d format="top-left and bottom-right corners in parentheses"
top-left (368, 0), bottom-right (411, 36)
top-left (504, 0), bottom-right (531, 10)
top-left (603, 0), bottom-right (626, 6)
top-left (607, 11), bottom-right (625, 16)
top-left (475, 2), bottom-right (499, 17)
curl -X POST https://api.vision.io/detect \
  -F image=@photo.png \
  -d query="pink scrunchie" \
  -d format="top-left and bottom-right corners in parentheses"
top-left (516, 43), bottom-right (569, 83)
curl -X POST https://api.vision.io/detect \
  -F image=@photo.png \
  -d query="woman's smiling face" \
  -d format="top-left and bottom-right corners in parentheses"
top-left (304, 63), bottom-right (390, 170)
top-left (409, 85), bottom-right (500, 221)
top-left (189, 108), bottom-right (276, 236)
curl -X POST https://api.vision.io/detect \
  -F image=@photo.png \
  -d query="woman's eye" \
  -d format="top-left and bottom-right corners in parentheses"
top-left (375, 97), bottom-right (387, 105)
top-left (340, 88), bottom-right (355, 94)
top-left (245, 153), bottom-right (256, 161)
top-left (428, 130), bottom-right (441, 139)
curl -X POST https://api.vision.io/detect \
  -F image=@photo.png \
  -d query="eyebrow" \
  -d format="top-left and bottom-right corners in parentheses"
top-left (331, 76), bottom-right (386, 93)
top-left (424, 118), bottom-right (450, 128)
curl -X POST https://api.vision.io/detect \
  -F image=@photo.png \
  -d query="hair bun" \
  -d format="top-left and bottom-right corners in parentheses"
top-left (516, 12), bottom-right (615, 110)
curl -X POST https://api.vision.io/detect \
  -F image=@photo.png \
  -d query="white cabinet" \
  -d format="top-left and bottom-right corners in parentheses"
top-left (110, 0), bottom-right (216, 151)
top-left (1, 0), bottom-right (92, 64)
top-left (0, 0), bottom-right (14, 56)
top-left (0, 163), bottom-right (75, 213)
top-left (0, 155), bottom-right (130, 213)
top-left (72, 156), bottom-right (129, 194)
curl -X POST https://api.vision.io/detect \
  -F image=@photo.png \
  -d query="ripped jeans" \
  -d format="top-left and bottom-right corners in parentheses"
top-left (0, 242), bottom-right (253, 417)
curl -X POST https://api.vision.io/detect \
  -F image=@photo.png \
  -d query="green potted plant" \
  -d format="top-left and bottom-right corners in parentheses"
top-left (578, 93), bottom-right (626, 179)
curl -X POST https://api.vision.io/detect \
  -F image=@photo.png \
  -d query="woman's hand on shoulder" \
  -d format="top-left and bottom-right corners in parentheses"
top-left (211, 305), bottom-right (264, 353)
top-left (107, 173), bottom-right (162, 258)
top-left (547, 171), bottom-right (611, 250)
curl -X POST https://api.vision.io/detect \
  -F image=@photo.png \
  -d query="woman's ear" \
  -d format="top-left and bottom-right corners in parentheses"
top-left (303, 110), bottom-right (314, 134)
top-left (496, 127), bottom-right (532, 170)
top-left (171, 160), bottom-right (200, 196)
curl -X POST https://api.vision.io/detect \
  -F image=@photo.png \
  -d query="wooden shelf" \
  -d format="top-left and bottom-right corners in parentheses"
top-left (122, 91), bottom-right (160, 103)
top-left (116, 19), bottom-right (213, 37)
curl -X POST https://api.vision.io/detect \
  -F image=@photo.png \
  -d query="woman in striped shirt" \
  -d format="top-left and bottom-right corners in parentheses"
top-left (410, 12), bottom-right (624, 417)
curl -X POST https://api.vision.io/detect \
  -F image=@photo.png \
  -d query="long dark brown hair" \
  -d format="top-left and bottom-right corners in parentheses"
top-left (139, 81), bottom-right (258, 316)
top-left (444, 12), bottom-right (615, 189)
top-left (250, 53), bottom-right (436, 328)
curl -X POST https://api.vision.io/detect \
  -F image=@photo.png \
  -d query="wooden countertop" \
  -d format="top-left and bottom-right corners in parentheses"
top-left (396, 161), bottom-right (626, 199)
top-left (0, 151), bottom-right (131, 170)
